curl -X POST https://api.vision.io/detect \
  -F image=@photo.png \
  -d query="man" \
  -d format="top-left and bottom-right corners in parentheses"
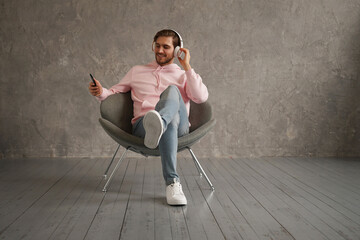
top-left (89, 29), bottom-right (208, 206)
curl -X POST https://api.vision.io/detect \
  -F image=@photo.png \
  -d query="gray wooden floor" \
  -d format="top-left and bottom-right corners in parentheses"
top-left (0, 155), bottom-right (360, 240)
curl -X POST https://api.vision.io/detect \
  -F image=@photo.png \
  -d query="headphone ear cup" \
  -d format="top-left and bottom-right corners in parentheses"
top-left (174, 46), bottom-right (180, 58)
top-left (174, 46), bottom-right (185, 60)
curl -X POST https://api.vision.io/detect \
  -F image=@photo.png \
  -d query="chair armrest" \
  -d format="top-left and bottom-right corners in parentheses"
top-left (99, 118), bottom-right (161, 156)
top-left (178, 118), bottom-right (216, 149)
top-left (99, 118), bottom-right (143, 148)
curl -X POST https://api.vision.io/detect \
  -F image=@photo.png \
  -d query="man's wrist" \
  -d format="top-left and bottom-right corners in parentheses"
top-left (183, 64), bottom-right (192, 71)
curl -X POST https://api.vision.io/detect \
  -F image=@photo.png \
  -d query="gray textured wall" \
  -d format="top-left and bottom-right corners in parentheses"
top-left (1, 0), bottom-right (359, 159)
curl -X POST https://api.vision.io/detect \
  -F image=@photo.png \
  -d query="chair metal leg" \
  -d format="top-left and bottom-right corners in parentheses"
top-left (187, 147), bottom-right (215, 191)
top-left (103, 144), bottom-right (121, 180)
top-left (102, 147), bottom-right (129, 192)
top-left (188, 147), bottom-right (204, 177)
top-left (192, 153), bottom-right (203, 176)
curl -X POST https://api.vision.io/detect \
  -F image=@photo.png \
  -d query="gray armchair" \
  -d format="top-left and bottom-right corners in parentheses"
top-left (99, 92), bottom-right (216, 192)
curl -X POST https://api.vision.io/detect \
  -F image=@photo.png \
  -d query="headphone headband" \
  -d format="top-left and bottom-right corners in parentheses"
top-left (170, 29), bottom-right (183, 48)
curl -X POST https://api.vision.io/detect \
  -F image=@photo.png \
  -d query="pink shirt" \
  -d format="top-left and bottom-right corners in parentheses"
top-left (97, 61), bottom-right (209, 125)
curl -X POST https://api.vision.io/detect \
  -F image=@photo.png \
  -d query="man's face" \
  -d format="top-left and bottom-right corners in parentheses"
top-left (154, 36), bottom-right (175, 66)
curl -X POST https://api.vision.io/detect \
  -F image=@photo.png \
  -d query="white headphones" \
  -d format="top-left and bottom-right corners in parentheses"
top-left (152, 29), bottom-right (185, 60)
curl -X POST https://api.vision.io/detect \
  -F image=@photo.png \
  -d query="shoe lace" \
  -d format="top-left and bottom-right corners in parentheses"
top-left (171, 182), bottom-right (183, 195)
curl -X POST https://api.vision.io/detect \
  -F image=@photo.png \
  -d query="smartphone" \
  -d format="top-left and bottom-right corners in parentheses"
top-left (89, 73), bottom-right (96, 86)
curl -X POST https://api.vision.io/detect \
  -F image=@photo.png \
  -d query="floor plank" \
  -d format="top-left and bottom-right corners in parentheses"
top-left (85, 156), bottom-right (135, 240)
top-left (247, 157), bottom-right (360, 240)
top-left (118, 158), bottom-right (148, 239)
top-left (33, 158), bottom-right (105, 240)
top-left (285, 158), bottom-right (360, 203)
top-left (200, 158), bottom-right (267, 240)
top-left (232, 158), bottom-right (345, 240)
top-left (153, 157), bottom-right (173, 240)
top-left (178, 157), bottom-right (225, 240)
top-left (0, 158), bottom-right (95, 239)
top-left (269, 158), bottom-right (360, 216)
top-left (0, 158), bottom-right (80, 233)
top-left (207, 157), bottom-right (294, 240)
top-left (0, 157), bottom-right (359, 240)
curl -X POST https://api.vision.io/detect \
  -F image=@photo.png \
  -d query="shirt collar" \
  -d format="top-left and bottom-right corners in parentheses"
top-left (149, 60), bottom-right (181, 70)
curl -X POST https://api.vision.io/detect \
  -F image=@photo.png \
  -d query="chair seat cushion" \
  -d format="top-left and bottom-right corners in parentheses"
top-left (99, 117), bottom-right (216, 156)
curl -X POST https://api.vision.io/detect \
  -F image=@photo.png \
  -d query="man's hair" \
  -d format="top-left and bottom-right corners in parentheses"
top-left (153, 29), bottom-right (180, 48)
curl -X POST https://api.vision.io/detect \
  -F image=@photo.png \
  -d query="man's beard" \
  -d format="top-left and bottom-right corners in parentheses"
top-left (155, 53), bottom-right (174, 66)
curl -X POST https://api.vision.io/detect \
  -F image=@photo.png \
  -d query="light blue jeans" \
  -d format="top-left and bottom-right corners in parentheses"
top-left (132, 85), bottom-right (189, 185)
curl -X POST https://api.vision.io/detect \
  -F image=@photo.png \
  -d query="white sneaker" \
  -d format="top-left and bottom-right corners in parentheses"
top-left (166, 179), bottom-right (187, 206)
top-left (143, 110), bottom-right (164, 149)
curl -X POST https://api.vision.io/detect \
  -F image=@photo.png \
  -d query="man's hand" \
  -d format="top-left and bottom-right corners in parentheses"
top-left (178, 48), bottom-right (192, 71)
top-left (88, 78), bottom-right (103, 97)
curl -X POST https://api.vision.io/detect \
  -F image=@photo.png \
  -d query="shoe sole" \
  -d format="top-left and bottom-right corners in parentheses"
top-left (167, 199), bottom-right (187, 206)
top-left (143, 110), bottom-right (163, 149)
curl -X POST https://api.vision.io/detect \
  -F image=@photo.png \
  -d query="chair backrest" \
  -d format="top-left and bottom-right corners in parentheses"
top-left (189, 101), bottom-right (213, 132)
top-left (100, 92), bottom-right (213, 133)
top-left (100, 92), bottom-right (133, 134)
